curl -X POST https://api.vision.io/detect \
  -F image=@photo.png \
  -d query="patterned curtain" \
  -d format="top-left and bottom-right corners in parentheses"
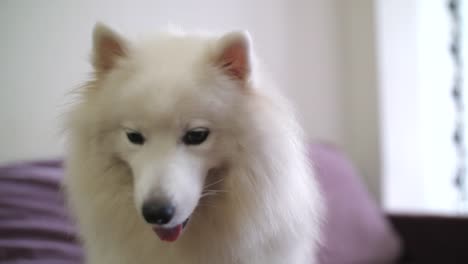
top-left (449, 0), bottom-right (467, 213)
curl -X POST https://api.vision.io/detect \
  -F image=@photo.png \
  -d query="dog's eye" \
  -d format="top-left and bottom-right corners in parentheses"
top-left (182, 128), bottom-right (210, 145)
top-left (126, 131), bottom-right (145, 145)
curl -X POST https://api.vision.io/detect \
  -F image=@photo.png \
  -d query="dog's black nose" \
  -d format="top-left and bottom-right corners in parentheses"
top-left (142, 200), bottom-right (175, 225)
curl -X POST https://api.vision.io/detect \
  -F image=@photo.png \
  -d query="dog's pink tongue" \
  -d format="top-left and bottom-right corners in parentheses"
top-left (153, 224), bottom-right (183, 242)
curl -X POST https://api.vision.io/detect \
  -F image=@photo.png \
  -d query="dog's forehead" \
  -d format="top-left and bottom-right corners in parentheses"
top-left (108, 35), bottom-right (232, 126)
top-left (132, 35), bottom-right (213, 74)
top-left (115, 69), bottom-right (216, 127)
top-left (122, 36), bottom-right (214, 95)
top-left (118, 76), bottom-right (208, 120)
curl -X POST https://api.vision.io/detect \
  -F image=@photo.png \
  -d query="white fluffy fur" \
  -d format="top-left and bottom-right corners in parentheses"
top-left (64, 23), bottom-right (323, 264)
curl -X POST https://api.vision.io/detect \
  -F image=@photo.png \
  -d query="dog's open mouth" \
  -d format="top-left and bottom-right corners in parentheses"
top-left (152, 218), bottom-right (189, 242)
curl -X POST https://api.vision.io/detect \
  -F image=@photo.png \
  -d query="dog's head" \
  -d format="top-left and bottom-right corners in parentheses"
top-left (84, 23), bottom-right (254, 241)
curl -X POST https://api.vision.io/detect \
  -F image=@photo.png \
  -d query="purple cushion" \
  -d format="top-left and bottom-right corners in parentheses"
top-left (0, 143), bottom-right (400, 263)
top-left (311, 143), bottom-right (401, 264)
top-left (0, 160), bottom-right (83, 264)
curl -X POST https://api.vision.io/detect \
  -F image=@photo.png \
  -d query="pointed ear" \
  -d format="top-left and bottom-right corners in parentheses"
top-left (92, 23), bottom-right (128, 74)
top-left (214, 31), bottom-right (252, 82)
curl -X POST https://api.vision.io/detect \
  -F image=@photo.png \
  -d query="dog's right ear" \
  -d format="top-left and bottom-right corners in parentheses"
top-left (214, 31), bottom-right (252, 83)
top-left (92, 23), bottom-right (128, 74)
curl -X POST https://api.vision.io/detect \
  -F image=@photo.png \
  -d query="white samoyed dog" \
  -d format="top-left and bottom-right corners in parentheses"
top-left (64, 23), bottom-right (323, 264)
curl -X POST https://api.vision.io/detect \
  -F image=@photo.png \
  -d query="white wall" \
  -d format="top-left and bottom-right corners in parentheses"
top-left (284, 1), bottom-right (344, 146)
top-left (0, 0), bottom-right (344, 164)
top-left (337, 0), bottom-right (381, 201)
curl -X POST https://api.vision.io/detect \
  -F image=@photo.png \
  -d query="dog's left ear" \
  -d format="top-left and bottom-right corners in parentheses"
top-left (214, 31), bottom-right (252, 83)
top-left (92, 23), bottom-right (129, 74)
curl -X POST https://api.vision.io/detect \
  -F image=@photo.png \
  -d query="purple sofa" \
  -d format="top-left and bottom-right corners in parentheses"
top-left (0, 160), bottom-right (82, 264)
top-left (0, 143), bottom-right (402, 264)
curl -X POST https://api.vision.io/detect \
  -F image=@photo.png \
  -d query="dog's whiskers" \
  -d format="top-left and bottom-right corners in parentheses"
top-left (196, 201), bottom-right (220, 210)
top-left (203, 177), bottom-right (225, 189)
top-left (201, 189), bottom-right (228, 198)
